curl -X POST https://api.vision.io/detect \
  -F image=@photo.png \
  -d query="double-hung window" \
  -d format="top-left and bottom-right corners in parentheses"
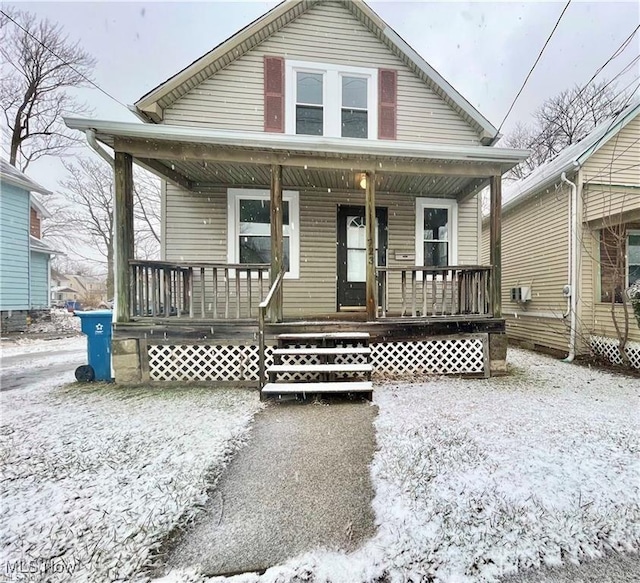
top-left (295, 71), bottom-right (324, 135)
top-left (415, 198), bottom-right (458, 268)
top-left (227, 189), bottom-right (300, 279)
top-left (628, 229), bottom-right (640, 286)
top-left (341, 76), bottom-right (368, 138)
top-left (286, 60), bottom-right (377, 139)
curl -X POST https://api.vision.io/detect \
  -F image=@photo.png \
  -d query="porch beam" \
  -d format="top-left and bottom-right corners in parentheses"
top-left (457, 177), bottom-right (490, 203)
top-left (134, 157), bottom-right (193, 191)
top-left (489, 175), bottom-right (502, 318)
top-left (270, 164), bottom-right (284, 323)
top-left (114, 152), bottom-right (134, 323)
top-left (365, 171), bottom-right (377, 321)
top-left (114, 137), bottom-right (504, 177)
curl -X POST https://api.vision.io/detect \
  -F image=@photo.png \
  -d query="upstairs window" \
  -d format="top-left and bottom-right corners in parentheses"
top-left (295, 72), bottom-right (324, 136)
top-left (285, 60), bottom-right (377, 139)
top-left (341, 76), bottom-right (368, 138)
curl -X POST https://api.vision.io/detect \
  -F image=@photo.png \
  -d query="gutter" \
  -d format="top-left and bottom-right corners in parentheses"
top-left (64, 118), bottom-right (529, 165)
top-left (560, 168), bottom-right (580, 362)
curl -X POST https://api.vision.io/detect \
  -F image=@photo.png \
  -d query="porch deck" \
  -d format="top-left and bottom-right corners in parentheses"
top-left (114, 312), bottom-right (504, 343)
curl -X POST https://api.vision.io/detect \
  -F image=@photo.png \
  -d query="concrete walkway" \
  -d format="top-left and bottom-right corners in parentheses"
top-left (162, 398), bottom-right (378, 576)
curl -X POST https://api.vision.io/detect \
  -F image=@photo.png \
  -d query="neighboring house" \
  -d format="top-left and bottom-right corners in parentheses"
top-left (51, 273), bottom-right (107, 306)
top-left (51, 285), bottom-right (82, 304)
top-left (65, 0), bottom-right (528, 388)
top-left (0, 159), bottom-right (56, 333)
top-left (482, 102), bottom-right (640, 369)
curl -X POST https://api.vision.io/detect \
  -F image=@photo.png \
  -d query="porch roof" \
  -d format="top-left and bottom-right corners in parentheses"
top-left (65, 117), bottom-right (529, 197)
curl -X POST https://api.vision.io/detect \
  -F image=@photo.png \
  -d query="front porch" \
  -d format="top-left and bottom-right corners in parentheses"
top-left (64, 118), bottom-right (527, 387)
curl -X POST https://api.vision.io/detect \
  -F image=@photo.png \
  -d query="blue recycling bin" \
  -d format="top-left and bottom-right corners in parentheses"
top-left (75, 310), bottom-right (113, 382)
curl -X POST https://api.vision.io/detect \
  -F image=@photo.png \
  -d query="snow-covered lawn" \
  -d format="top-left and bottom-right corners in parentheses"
top-left (0, 378), bottom-right (262, 582)
top-left (164, 348), bottom-right (639, 583)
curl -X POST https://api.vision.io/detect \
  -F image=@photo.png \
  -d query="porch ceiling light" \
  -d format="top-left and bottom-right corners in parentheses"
top-left (359, 173), bottom-right (368, 190)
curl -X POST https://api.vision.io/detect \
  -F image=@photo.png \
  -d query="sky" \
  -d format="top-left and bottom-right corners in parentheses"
top-left (3, 0), bottom-right (639, 198)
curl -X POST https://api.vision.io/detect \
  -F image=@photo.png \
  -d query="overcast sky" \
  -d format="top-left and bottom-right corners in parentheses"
top-left (5, 0), bottom-right (640, 191)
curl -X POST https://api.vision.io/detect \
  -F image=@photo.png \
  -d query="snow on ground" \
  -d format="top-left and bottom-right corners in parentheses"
top-left (161, 348), bottom-right (639, 583)
top-left (1, 309), bottom-right (81, 354)
top-left (0, 377), bottom-right (263, 582)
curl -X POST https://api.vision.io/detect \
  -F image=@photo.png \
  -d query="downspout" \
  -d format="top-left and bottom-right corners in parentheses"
top-left (561, 169), bottom-right (579, 362)
top-left (86, 129), bottom-right (114, 168)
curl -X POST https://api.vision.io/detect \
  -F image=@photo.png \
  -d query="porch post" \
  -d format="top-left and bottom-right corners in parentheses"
top-left (270, 164), bottom-right (283, 322)
top-left (365, 170), bottom-right (377, 321)
top-left (489, 174), bottom-right (502, 318)
top-left (114, 151), bottom-right (134, 323)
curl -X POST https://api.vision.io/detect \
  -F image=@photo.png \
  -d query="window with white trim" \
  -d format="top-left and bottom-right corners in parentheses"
top-left (628, 229), bottom-right (640, 286)
top-left (285, 60), bottom-right (377, 139)
top-left (415, 198), bottom-right (458, 267)
top-left (227, 189), bottom-right (300, 279)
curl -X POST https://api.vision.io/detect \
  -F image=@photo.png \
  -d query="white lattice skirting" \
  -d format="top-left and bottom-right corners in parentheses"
top-left (589, 335), bottom-right (640, 369)
top-left (147, 337), bottom-right (486, 381)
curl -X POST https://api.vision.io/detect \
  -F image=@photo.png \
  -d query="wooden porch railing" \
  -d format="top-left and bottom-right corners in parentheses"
top-left (258, 267), bottom-right (286, 391)
top-left (129, 260), bottom-right (270, 319)
top-left (377, 266), bottom-right (493, 317)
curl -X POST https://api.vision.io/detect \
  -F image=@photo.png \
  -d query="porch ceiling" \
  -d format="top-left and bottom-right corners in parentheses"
top-left (158, 159), bottom-right (484, 196)
top-left (65, 118), bottom-right (528, 198)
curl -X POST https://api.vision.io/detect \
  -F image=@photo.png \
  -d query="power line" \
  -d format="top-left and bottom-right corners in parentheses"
top-left (0, 9), bottom-right (129, 111)
top-left (495, 0), bottom-right (572, 138)
top-left (584, 25), bottom-right (639, 89)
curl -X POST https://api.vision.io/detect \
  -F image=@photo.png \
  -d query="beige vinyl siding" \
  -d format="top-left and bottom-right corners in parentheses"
top-left (582, 117), bottom-right (640, 186)
top-left (583, 185), bottom-right (640, 224)
top-left (164, 184), bottom-right (480, 317)
top-left (498, 185), bottom-right (572, 353)
top-left (590, 303), bottom-right (640, 343)
top-left (163, 1), bottom-right (481, 145)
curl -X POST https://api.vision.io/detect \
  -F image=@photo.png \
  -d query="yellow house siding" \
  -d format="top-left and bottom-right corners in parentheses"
top-left (582, 117), bottom-right (640, 186)
top-left (164, 183), bottom-right (481, 316)
top-left (498, 184), bottom-right (573, 353)
top-left (583, 185), bottom-right (640, 224)
top-left (163, 1), bottom-right (481, 145)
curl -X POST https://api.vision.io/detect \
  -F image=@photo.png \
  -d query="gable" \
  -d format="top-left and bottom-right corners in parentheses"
top-left (582, 115), bottom-right (640, 186)
top-left (158, 1), bottom-right (486, 146)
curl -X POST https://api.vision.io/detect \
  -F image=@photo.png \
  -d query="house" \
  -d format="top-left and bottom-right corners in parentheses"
top-left (51, 272), bottom-right (107, 306)
top-left (65, 0), bottom-right (528, 390)
top-left (482, 101), bottom-right (640, 369)
top-left (0, 159), bottom-right (56, 333)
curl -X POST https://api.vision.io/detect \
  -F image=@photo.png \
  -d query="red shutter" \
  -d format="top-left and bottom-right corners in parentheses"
top-left (264, 56), bottom-right (285, 133)
top-left (378, 69), bottom-right (397, 140)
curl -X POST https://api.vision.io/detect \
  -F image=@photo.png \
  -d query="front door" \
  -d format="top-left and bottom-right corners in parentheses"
top-left (337, 205), bottom-right (388, 310)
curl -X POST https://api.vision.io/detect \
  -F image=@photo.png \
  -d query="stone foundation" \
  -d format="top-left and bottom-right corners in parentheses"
top-left (489, 332), bottom-right (508, 375)
top-left (111, 338), bottom-right (144, 383)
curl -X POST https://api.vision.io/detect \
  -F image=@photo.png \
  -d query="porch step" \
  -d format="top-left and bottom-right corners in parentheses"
top-left (267, 363), bottom-right (373, 374)
top-left (262, 381), bottom-right (373, 395)
top-left (263, 331), bottom-right (374, 400)
top-left (273, 347), bottom-right (371, 356)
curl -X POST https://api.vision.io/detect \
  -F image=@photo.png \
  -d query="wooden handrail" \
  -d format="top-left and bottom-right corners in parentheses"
top-left (129, 260), bottom-right (269, 320)
top-left (377, 265), bottom-right (493, 318)
top-left (258, 267), bottom-right (286, 392)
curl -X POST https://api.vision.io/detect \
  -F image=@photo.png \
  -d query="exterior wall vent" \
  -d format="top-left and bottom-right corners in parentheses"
top-left (510, 286), bottom-right (532, 302)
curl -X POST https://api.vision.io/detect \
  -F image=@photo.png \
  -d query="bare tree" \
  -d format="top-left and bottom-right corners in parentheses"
top-left (0, 8), bottom-right (95, 170)
top-left (44, 157), bottom-right (160, 297)
top-left (502, 81), bottom-right (629, 179)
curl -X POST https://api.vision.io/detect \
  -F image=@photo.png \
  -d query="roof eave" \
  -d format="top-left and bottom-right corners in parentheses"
top-left (64, 117), bottom-right (529, 167)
